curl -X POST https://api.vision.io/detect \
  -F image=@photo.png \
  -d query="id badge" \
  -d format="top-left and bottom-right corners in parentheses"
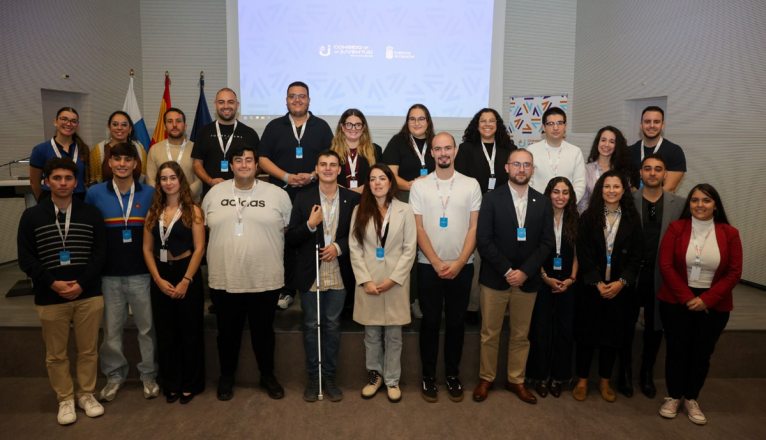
top-left (420, 168), bottom-right (428, 177)
top-left (234, 222), bottom-right (244, 236)
top-left (122, 229), bottom-right (132, 243)
top-left (160, 249), bottom-right (168, 263)
top-left (324, 234), bottom-right (333, 247)
top-left (376, 247), bottom-right (385, 261)
top-left (517, 228), bottom-right (526, 241)
top-left (488, 177), bottom-right (496, 190)
top-left (605, 254), bottom-right (612, 282)
top-left (221, 160), bottom-right (229, 172)
top-left (350, 180), bottom-right (358, 189)
top-left (553, 257), bottom-right (563, 271)
top-left (59, 250), bottom-right (71, 266)
top-left (439, 217), bottom-right (448, 228)
top-left (690, 265), bottom-right (702, 281)
top-left (296, 147), bottom-right (303, 159)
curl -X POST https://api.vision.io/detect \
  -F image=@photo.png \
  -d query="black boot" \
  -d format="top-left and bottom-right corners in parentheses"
top-left (639, 366), bottom-right (657, 399)
top-left (618, 366), bottom-right (633, 398)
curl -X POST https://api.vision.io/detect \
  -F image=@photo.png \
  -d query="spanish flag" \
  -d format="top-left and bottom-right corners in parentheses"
top-left (150, 73), bottom-right (172, 149)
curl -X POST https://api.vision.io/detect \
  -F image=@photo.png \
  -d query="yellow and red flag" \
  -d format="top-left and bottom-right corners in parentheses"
top-left (150, 73), bottom-right (172, 149)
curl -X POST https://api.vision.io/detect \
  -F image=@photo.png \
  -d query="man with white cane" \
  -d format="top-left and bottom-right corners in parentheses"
top-left (287, 150), bottom-right (360, 402)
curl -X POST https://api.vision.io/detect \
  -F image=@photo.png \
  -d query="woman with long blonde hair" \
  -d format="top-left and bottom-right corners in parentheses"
top-left (330, 108), bottom-right (383, 194)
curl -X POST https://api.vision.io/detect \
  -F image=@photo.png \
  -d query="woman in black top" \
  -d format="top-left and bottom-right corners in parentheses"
top-left (455, 108), bottom-right (516, 194)
top-left (330, 108), bottom-right (383, 194)
top-left (526, 177), bottom-right (578, 399)
top-left (382, 104), bottom-right (435, 200)
top-left (573, 170), bottom-right (643, 403)
top-left (143, 161), bottom-right (206, 404)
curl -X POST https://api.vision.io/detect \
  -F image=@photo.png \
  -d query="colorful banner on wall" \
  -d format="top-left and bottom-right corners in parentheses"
top-left (508, 95), bottom-right (568, 149)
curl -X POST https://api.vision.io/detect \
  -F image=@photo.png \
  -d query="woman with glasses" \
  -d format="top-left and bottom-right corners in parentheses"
top-left (579, 126), bottom-right (637, 213)
top-left (90, 111), bottom-right (148, 184)
top-left (330, 108), bottom-right (383, 194)
top-left (656, 184), bottom-right (741, 425)
top-left (382, 104), bottom-right (435, 200)
top-left (573, 170), bottom-right (643, 403)
top-left (30, 107), bottom-right (91, 201)
top-left (455, 108), bottom-right (516, 194)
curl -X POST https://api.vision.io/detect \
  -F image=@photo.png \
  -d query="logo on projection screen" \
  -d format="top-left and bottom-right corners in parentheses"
top-left (386, 46), bottom-right (393, 59)
top-left (319, 45), bottom-right (331, 57)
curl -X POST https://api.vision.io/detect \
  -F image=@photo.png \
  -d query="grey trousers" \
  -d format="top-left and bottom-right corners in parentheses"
top-left (365, 325), bottom-right (403, 387)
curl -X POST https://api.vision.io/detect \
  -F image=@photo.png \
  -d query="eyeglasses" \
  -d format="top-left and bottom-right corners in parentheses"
top-left (287, 94), bottom-right (308, 100)
top-left (508, 162), bottom-right (533, 169)
top-left (58, 117), bottom-right (79, 126)
top-left (111, 122), bottom-right (129, 128)
top-left (479, 119), bottom-right (497, 125)
top-left (408, 116), bottom-right (427, 123)
top-left (343, 122), bottom-right (364, 130)
top-left (544, 121), bottom-right (566, 127)
top-left (648, 202), bottom-right (657, 221)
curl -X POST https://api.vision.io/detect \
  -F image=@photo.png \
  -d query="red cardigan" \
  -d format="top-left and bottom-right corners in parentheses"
top-left (658, 219), bottom-right (742, 312)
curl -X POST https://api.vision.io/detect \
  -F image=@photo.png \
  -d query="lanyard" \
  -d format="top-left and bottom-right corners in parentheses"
top-left (166, 139), bottom-right (187, 164)
top-left (321, 189), bottom-right (339, 236)
top-left (545, 141), bottom-right (563, 177)
top-left (692, 223), bottom-right (714, 266)
top-left (51, 138), bottom-right (78, 163)
top-left (112, 181), bottom-right (135, 229)
top-left (377, 203), bottom-right (392, 247)
top-left (640, 137), bottom-right (664, 161)
top-left (481, 142), bottom-right (496, 176)
top-left (216, 120), bottom-right (237, 156)
top-left (289, 114), bottom-right (309, 146)
top-left (231, 180), bottom-right (256, 224)
top-left (604, 209), bottom-right (622, 256)
top-left (410, 135), bottom-right (428, 168)
top-left (553, 212), bottom-right (563, 257)
top-left (348, 149), bottom-right (359, 179)
top-left (54, 203), bottom-right (73, 249)
top-left (158, 205), bottom-right (183, 249)
top-left (433, 175), bottom-right (455, 218)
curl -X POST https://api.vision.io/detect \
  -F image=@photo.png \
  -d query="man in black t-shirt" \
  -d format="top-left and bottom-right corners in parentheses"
top-left (192, 88), bottom-right (260, 199)
top-left (628, 106), bottom-right (686, 193)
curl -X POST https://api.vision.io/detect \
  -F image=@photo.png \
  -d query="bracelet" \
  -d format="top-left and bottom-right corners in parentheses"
top-left (541, 272), bottom-right (548, 280)
top-left (283, 173), bottom-right (291, 183)
top-left (568, 277), bottom-right (577, 283)
top-left (183, 276), bottom-right (193, 283)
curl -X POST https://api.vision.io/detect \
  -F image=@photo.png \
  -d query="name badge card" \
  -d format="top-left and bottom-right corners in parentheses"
top-left (605, 254), bottom-right (612, 281)
top-left (690, 265), bottom-right (702, 281)
top-left (488, 177), bottom-right (496, 190)
top-left (420, 168), bottom-right (428, 177)
top-left (517, 228), bottom-right (526, 241)
top-left (376, 247), bottom-right (385, 261)
top-left (296, 147), bottom-right (303, 159)
top-left (59, 250), bottom-right (71, 266)
top-left (439, 217), bottom-right (448, 229)
top-left (234, 222), bottom-right (244, 236)
top-left (350, 179), bottom-right (358, 189)
top-left (553, 257), bottom-right (563, 271)
top-left (221, 160), bottom-right (229, 172)
top-left (160, 249), bottom-right (168, 263)
top-left (122, 229), bottom-right (132, 243)
top-left (324, 234), bottom-right (333, 247)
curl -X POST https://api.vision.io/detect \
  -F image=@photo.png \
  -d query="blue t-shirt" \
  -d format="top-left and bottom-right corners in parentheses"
top-left (30, 139), bottom-right (87, 194)
top-left (85, 180), bottom-right (154, 276)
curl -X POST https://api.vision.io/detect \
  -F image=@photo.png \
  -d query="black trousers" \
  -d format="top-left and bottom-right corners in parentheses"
top-left (417, 263), bottom-right (473, 378)
top-left (213, 288), bottom-right (280, 378)
top-left (660, 290), bottom-right (729, 400)
top-left (576, 344), bottom-right (617, 380)
top-left (526, 286), bottom-right (574, 383)
top-left (620, 266), bottom-right (664, 371)
top-left (150, 256), bottom-right (205, 395)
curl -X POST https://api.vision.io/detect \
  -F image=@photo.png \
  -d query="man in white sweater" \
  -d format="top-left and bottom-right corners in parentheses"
top-left (526, 107), bottom-right (585, 203)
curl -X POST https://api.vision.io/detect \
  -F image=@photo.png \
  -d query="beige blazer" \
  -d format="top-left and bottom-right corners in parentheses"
top-left (350, 198), bottom-right (417, 326)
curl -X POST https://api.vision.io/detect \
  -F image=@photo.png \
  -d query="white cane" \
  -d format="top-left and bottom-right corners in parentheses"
top-left (315, 240), bottom-right (324, 401)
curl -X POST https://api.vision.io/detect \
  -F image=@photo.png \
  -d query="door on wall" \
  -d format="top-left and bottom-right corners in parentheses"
top-left (627, 97), bottom-right (667, 145)
top-left (41, 89), bottom-right (83, 141)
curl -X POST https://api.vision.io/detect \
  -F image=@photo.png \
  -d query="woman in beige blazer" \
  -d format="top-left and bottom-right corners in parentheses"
top-left (350, 164), bottom-right (417, 403)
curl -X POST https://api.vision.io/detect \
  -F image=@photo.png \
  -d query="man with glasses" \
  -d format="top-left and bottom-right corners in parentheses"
top-left (473, 148), bottom-right (554, 404)
top-left (409, 133), bottom-right (482, 403)
top-left (147, 107), bottom-right (202, 202)
top-left (621, 153), bottom-right (684, 398)
top-left (259, 81), bottom-right (334, 310)
top-left (526, 107), bottom-right (586, 202)
top-left (628, 106), bottom-right (686, 193)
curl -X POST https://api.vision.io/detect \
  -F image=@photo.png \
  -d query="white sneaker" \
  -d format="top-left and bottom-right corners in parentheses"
top-left (411, 300), bottom-right (423, 319)
top-left (684, 399), bottom-right (707, 425)
top-left (99, 382), bottom-right (124, 402)
top-left (277, 293), bottom-right (294, 310)
top-left (659, 397), bottom-right (680, 419)
top-left (57, 399), bottom-right (76, 425)
top-left (361, 370), bottom-right (383, 399)
top-left (77, 394), bottom-right (104, 418)
top-left (143, 379), bottom-right (160, 399)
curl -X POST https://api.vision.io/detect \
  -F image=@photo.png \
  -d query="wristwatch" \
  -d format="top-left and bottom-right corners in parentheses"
top-left (310, 173), bottom-right (317, 183)
top-left (619, 278), bottom-right (628, 286)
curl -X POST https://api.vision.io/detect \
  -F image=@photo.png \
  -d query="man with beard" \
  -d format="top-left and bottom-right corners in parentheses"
top-left (473, 148), bottom-right (554, 404)
top-left (192, 88), bottom-right (260, 199)
top-left (409, 133), bottom-right (482, 403)
top-left (146, 108), bottom-right (202, 202)
top-left (258, 81), bottom-right (334, 310)
top-left (628, 106), bottom-right (686, 193)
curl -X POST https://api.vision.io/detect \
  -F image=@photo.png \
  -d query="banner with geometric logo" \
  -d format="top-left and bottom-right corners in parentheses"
top-left (508, 95), bottom-right (568, 149)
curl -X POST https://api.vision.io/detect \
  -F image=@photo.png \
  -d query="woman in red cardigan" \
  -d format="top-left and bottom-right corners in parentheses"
top-left (657, 183), bottom-right (742, 425)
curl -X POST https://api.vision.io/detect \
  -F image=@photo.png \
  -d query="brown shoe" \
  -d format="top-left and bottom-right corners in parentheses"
top-left (505, 382), bottom-right (537, 404)
top-left (549, 381), bottom-right (562, 398)
top-left (572, 384), bottom-right (587, 401)
top-left (535, 380), bottom-right (549, 398)
top-left (599, 384), bottom-right (616, 403)
top-left (473, 379), bottom-right (494, 402)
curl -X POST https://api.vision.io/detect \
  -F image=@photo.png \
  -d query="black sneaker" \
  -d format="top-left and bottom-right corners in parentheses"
top-left (322, 376), bottom-right (343, 402)
top-left (260, 375), bottom-right (285, 399)
top-left (217, 375), bottom-right (234, 401)
top-left (421, 377), bottom-right (438, 403)
top-left (303, 375), bottom-right (319, 402)
top-left (446, 376), bottom-right (464, 402)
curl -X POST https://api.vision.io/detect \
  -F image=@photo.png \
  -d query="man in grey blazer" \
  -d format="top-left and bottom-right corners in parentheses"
top-left (619, 153), bottom-right (685, 399)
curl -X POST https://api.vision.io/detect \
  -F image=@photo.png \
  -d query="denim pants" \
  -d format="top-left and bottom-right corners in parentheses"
top-left (365, 326), bottom-right (403, 387)
top-left (100, 274), bottom-right (157, 383)
top-left (301, 289), bottom-right (346, 377)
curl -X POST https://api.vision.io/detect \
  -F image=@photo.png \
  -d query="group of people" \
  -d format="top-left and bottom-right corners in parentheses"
top-left (18, 83), bottom-right (741, 429)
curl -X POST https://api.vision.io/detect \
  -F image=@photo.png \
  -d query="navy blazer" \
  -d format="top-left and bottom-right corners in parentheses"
top-left (476, 183), bottom-right (554, 292)
top-left (286, 186), bottom-right (360, 293)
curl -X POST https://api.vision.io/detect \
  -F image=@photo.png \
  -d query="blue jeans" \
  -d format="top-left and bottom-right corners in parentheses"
top-left (301, 289), bottom-right (346, 377)
top-left (100, 275), bottom-right (158, 383)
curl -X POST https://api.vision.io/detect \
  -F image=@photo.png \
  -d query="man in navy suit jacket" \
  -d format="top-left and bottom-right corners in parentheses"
top-left (473, 148), bottom-right (555, 404)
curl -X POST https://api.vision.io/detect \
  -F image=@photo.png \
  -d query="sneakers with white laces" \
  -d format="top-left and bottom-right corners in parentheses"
top-left (57, 399), bottom-right (76, 425)
top-left (143, 379), bottom-right (160, 399)
top-left (277, 293), bottom-right (294, 310)
top-left (362, 370), bottom-right (383, 399)
top-left (684, 399), bottom-right (707, 425)
top-left (77, 394), bottom-right (104, 418)
top-left (659, 397), bottom-right (680, 419)
top-left (99, 382), bottom-right (124, 402)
